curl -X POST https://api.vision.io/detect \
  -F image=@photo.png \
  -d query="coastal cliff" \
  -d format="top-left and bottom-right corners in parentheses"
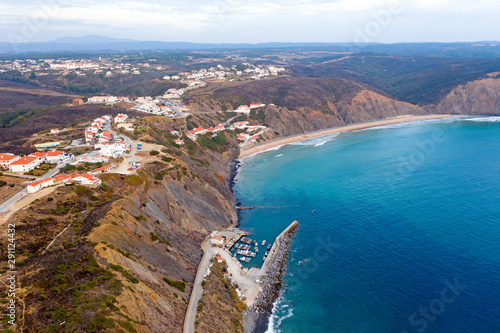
top-left (187, 77), bottom-right (428, 137)
top-left (2, 74), bottom-right (500, 333)
top-left (433, 78), bottom-right (500, 115)
top-left (1, 115), bottom-right (241, 333)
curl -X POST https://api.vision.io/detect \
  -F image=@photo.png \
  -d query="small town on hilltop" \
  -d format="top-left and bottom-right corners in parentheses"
top-left (0, 56), bottom-right (285, 82)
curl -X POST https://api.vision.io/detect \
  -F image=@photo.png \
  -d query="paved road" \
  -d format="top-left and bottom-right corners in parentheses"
top-left (106, 125), bottom-right (141, 174)
top-left (184, 238), bottom-right (260, 333)
top-left (183, 238), bottom-right (214, 333)
top-left (0, 188), bottom-right (27, 213)
top-left (0, 161), bottom-right (70, 213)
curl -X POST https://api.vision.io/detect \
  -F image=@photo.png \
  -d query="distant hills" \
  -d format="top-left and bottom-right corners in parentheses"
top-left (1, 35), bottom-right (500, 58)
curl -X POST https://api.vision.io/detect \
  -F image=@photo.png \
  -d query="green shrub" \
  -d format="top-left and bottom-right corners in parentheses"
top-left (163, 278), bottom-right (186, 292)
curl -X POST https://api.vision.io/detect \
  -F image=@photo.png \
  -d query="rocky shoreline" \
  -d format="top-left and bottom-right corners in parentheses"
top-left (243, 223), bottom-right (298, 333)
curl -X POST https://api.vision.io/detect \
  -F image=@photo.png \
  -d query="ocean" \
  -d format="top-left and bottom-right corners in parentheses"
top-left (233, 117), bottom-right (500, 333)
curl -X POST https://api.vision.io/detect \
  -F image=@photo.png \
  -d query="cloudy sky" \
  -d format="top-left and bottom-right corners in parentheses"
top-left (1, 0), bottom-right (499, 43)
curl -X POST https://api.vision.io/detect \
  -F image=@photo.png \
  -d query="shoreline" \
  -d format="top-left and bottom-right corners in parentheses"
top-left (238, 115), bottom-right (456, 159)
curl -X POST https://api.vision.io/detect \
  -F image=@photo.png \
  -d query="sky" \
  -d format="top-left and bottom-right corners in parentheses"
top-left (0, 0), bottom-right (499, 44)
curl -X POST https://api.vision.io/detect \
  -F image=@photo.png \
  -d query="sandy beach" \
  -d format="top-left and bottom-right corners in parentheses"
top-left (239, 115), bottom-right (456, 159)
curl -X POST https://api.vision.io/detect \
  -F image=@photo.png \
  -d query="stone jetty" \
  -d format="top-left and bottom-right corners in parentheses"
top-left (243, 220), bottom-right (298, 333)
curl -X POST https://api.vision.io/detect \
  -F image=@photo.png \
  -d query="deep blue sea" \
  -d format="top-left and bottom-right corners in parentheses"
top-left (234, 117), bottom-right (500, 333)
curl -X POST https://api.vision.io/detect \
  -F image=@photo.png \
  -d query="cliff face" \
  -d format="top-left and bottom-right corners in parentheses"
top-left (188, 77), bottom-right (428, 137)
top-left (433, 79), bottom-right (500, 115)
top-left (2, 114), bottom-right (240, 333)
top-left (83, 135), bottom-right (239, 332)
top-left (243, 89), bottom-right (426, 137)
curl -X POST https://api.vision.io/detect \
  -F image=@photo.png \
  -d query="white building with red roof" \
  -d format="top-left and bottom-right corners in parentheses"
top-left (9, 155), bottom-right (42, 173)
top-left (98, 131), bottom-right (113, 144)
top-left (189, 127), bottom-right (207, 135)
top-left (70, 173), bottom-right (102, 186)
top-left (50, 128), bottom-right (60, 134)
top-left (27, 177), bottom-right (54, 193)
top-left (0, 153), bottom-right (20, 169)
top-left (46, 150), bottom-right (73, 164)
top-left (211, 236), bottom-right (225, 246)
top-left (114, 113), bottom-right (128, 123)
top-left (174, 139), bottom-right (184, 145)
top-left (29, 151), bottom-right (47, 163)
top-left (233, 121), bottom-right (250, 129)
top-left (237, 133), bottom-right (250, 141)
top-left (86, 126), bottom-right (99, 134)
top-left (85, 131), bottom-right (96, 143)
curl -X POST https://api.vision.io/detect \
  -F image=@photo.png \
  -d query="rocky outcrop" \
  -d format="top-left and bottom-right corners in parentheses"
top-left (433, 79), bottom-right (500, 115)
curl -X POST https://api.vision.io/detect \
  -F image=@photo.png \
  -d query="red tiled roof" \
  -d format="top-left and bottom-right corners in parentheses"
top-left (0, 154), bottom-right (19, 162)
top-left (30, 152), bottom-right (47, 158)
top-left (46, 150), bottom-right (64, 157)
top-left (10, 156), bottom-right (39, 165)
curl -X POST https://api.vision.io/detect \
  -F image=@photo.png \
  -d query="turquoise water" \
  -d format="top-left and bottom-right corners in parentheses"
top-left (234, 117), bottom-right (500, 333)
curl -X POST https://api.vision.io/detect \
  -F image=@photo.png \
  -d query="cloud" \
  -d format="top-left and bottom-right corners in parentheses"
top-left (0, 0), bottom-right (498, 43)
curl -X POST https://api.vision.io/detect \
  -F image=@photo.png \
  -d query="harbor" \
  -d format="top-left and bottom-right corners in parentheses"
top-left (184, 220), bottom-right (298, 333)
top-left (243, 219), bottom-right (299, 332)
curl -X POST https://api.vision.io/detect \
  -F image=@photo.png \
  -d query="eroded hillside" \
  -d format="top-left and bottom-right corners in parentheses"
top-left (0, 115), bottom-right (240, 332)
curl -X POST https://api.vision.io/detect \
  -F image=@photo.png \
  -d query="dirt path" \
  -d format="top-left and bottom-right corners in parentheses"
top-left (0, 87), bottom-right (80, 98)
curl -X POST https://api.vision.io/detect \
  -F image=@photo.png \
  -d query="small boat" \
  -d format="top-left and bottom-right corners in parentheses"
top-left (261, 240), bottom-right (266, 246)
top-left (254, 247), bottom-right (259, 253)
top-left (267, 245), bottom-right (271, 251)
top-left (309, 210), bottom-right (316, 213)
top-left (253, 240), bottom-right (258, 246)
top-left (263, 256), bottom-right (266, 262)
top-left (298, 259), bottom-right (310, 265)
top-left (264, 251), bottom-right (269, 257)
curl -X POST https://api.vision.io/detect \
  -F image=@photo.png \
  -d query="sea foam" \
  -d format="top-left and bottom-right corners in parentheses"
top-left (464, 116), bottom-right (500, 122)
top-left (265, 294), bottom-right (294, 333)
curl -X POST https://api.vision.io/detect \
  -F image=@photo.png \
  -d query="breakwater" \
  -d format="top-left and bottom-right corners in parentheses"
top-left (243, 220), bottom-right (298, 333)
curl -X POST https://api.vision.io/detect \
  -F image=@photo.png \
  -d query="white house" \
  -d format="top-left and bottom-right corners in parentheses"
top-left (189, 127), bottom-right (207, 135)
top-left (27, 177), bottom-right (54, 193)
top-left (88, 96), bottom-right (117, 104)
top-left (71, 173), bottom-right (102, 186)
top-left (114, 113), bottom-right (128, 123)
top-left (0, 153), bottom-right (20, 169)
top-left (9, 156), bottom-right (42, 173)
top-left (233, 121), bottom-right (250, 129)
top-left (50, 128), bottom-right (60, 134)
top-left (46, 150), bottom-right (73, 164)
top-left (211, 236), bottom-right (225, 246)
top-left (86, 126), bottom-right (99, 134)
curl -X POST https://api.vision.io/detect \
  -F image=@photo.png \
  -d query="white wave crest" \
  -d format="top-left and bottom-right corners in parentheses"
top-left (464, 116), bottom-right (500, 123)
top-left (265, 294), bottom-right (294, 333)
top-left (290, 133), bottom-right (339, 147)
